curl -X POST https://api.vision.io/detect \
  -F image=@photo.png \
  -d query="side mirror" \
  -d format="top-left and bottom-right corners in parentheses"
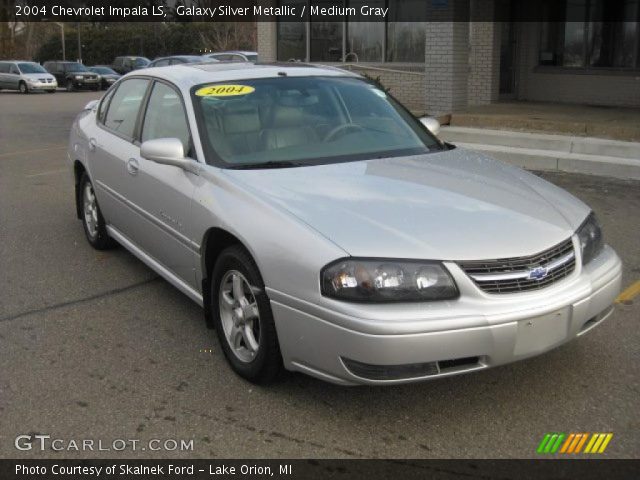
top-left (419, 116), bottom-right (441, 136)
top-left (140, 138), bottom-right (199, 174)
top-left (84, 99), bottom-right (99, 111)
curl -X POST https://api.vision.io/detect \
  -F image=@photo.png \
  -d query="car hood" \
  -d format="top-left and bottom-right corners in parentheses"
top-left (224, 149), bottom-right (591, 260)
top-left (23, 73), bottom-right (55, 80)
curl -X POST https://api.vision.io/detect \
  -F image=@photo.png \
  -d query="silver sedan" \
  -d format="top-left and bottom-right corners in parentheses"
top-left (68, 63), bottom-right (622, 385)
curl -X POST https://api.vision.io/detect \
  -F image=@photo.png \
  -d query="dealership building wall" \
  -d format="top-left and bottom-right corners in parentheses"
top-left (257, 1), bottom-right (640, 116)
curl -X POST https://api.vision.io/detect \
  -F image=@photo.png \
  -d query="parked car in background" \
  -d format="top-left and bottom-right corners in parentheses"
top-left (88, 66), bottom-right (121, 90)
top-left (0, 60), bottom-right (57, 93)
top-left (43, 61), bottom-right (100, 92)
top-left (69, 63), bottom-right (621, 386)
top-left (112, 56), bottom-right (150, 74)
top-left (204, 51), bottom-right (258, 62)
top-left (147, 55), bottom-right (215, 68)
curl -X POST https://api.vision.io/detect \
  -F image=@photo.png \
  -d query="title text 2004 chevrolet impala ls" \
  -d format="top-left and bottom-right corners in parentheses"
top-left (69, 63), bottom-right (622, 385)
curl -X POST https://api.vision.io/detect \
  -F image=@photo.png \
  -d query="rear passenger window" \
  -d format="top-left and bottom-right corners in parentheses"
top-left (141, 82), bottom-right (191, 155)
top-left (104, 79), bottom-right (149, 139)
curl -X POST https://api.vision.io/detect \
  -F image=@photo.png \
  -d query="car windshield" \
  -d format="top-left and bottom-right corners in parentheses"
top-left (64, 63), bottom-right (88, 72)
top-left (135, 58), bottom-right (150, 66)
top-left (18, 63), bottom-right (47, 74)
top-left (245, 54), bottom-right (258, 61)
top-left (91, 66), bottom-right (116, 74)
top-left (193, 76), bottom-right (443, 168)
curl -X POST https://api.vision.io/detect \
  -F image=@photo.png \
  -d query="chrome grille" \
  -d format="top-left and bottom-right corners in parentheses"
top-left (458, 237), bottom-right (575, 294)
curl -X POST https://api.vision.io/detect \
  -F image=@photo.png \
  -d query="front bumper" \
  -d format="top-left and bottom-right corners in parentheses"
top-left (268, 244), bottom-right (622, 385)
top-left (27, 82), bottom-right (57, 91)
top-left (71, 78), bottom-right (100, 88)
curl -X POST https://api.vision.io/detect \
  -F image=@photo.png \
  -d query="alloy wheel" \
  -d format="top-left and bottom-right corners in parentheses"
top-left (82, 182), bottom-right (99, 239)
top-left (218, 270), bottom-right (261, 363)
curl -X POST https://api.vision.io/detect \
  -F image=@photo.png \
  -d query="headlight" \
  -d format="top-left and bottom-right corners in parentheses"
top-left (75, 75), bottom-right (82, 80)
top-left (577, 212), bottom-right (603, 265)
top-left (27, 78), bottom-right (38, 84)
top-left (321, 259), bottom-right (458, 302)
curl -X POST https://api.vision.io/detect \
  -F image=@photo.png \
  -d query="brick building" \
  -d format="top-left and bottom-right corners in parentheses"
top-left (256, 0), bottom-right (640, 116)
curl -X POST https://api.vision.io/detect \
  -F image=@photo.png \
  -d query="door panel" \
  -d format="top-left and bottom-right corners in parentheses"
top-left (88, 78), bottom-right (150, 239)
top-left (121, 81), bottom-right (198, 288)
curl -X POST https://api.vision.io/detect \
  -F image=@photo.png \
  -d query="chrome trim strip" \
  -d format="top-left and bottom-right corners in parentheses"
top-left (96, 179), bottom-right (200, 253)
top-left (469, 251), bottom-right (575, 282)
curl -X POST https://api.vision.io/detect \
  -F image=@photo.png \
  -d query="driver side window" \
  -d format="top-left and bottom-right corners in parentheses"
top-left (10, 64), bottom-right (19, 75)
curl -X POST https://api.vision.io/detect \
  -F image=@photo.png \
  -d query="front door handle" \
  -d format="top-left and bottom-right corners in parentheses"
top-left (126, 158), bottom-right (139, 176)
top-left (88, 138), bottom-right (97, 152)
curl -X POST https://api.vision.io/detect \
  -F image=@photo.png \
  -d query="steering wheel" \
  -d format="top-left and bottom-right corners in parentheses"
top-left (324, 123), bottom-right (366, 142)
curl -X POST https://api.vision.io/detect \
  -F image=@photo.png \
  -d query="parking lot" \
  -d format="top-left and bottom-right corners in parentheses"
top-left (0, 89), bottom-right (638, 459)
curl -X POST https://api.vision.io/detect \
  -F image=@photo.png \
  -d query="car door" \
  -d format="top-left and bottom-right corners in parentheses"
top-left (8, 63), bottom-right (21, 89)
top-left (122, 80), bottom-right (199, 288)
top-left (0, 62), bottom-right (8, 88)
top-left (88, 77), bottom-right (151, 240)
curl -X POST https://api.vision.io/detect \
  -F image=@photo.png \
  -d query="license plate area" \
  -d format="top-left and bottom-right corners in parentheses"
top-left (513, 308), bottom-right (570, 356)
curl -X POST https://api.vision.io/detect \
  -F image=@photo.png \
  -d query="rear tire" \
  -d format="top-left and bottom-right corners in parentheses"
top-left (211, 246), bottom-right (282, 384)
top-left (19, 81), bottom-right (28, 94)
top-left (78, 173), bottom-right (116, 250)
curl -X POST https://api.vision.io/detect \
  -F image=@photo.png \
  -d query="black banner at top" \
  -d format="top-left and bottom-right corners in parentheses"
top-left (5, 0), bottom-right (640, 22)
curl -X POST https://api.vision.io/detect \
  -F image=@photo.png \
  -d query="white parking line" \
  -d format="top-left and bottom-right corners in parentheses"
top-left (25, 168), bottom-right (67, 178)
top-left (0, 145), bottom-right (66, 158)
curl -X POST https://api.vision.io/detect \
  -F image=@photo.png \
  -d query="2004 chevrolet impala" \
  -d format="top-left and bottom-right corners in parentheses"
top-left (68, 63), bottom-right (622, 385)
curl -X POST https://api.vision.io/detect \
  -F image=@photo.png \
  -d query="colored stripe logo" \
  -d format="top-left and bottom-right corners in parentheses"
top-left (537, 433), bottom-right (613, 454)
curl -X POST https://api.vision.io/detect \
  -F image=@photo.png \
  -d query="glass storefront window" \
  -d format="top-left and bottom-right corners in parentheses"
top-left (277, 0), bottom-right (426, 64)
top-left (539, 0), bottom-right (640, 69)
top-left (386, 0), bottom-right (425, 62)
top-left (277, 0), bottom-right (307, 61)
top-left (346, 0), bottom-right (384, 62)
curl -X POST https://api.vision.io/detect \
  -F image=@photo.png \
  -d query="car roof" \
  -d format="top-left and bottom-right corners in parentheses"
top-left (130, 62), bottom-right (358, 90)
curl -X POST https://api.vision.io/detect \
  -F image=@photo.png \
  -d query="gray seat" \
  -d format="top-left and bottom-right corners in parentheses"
top-left (261, 104), bottom-right (319, 150)
top-left (221, 102), bottom-right (263, 156)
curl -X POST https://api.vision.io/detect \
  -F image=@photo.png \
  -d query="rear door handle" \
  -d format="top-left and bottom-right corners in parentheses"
top-left (88, 138), bottom-right (97, 152)
top-left (126, 158), bottom-right (139, 176)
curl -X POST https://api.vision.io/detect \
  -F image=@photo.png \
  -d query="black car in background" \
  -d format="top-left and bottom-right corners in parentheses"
top-left (88, 66), bottom-right (121, 89)
top-left (43, 61), bottom-right (100, 91)
top-left (112, 56), bottom-right (149, 74)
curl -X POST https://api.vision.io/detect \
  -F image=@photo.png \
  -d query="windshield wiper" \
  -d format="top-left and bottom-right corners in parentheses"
top-left (229, 160), bottom-right (302, 170)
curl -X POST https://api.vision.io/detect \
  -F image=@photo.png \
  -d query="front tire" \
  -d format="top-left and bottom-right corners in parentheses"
top-left (211, 246), bottom-right (282, 384)
top-left (66, 80), bottom-right (74, 92)
top-left (79, 173), bottom-right (115, 250)
top-left (19, 81), bottom-right (28, 94)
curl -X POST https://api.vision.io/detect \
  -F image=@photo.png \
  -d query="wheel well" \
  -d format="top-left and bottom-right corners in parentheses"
top-left (73, 161), bottom-right (86, 219)
top-left (202, 228), bottom-right (245, 279)
top-left (200, 228), bottom-right (246, 329)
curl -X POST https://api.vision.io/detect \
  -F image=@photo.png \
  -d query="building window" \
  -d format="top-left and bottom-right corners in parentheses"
top-left (386, 0), bottom-right (426, 61)
top-left (346, 0), bottom-right (384, 62)
top-left (277, 0), bottom-right (425, 63)
top-left (539, 0), bottom-right (640, 69)
top-left (277, 0), bottom-right (307, 62)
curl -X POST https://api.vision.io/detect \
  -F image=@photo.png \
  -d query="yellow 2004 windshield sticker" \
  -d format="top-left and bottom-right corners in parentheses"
top-left (196, 85), bottom-right (255, 97)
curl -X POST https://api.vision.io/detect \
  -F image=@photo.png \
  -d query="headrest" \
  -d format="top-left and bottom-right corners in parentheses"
top-left (271, 105), bottom-right (305, 128)
top-left (277, 91), bottom-right (319, 107)
top-left (222, 102), bottom-right (260, 133)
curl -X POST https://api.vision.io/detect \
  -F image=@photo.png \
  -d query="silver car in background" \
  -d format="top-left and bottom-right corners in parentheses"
top-left (0, 60), bottom-right (57, 93)
top-left (68, 63), bottom-right (622, 385)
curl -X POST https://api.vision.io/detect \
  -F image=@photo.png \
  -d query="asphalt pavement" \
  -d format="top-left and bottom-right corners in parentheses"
top-left (0, 89), bottom-right (638, 459)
